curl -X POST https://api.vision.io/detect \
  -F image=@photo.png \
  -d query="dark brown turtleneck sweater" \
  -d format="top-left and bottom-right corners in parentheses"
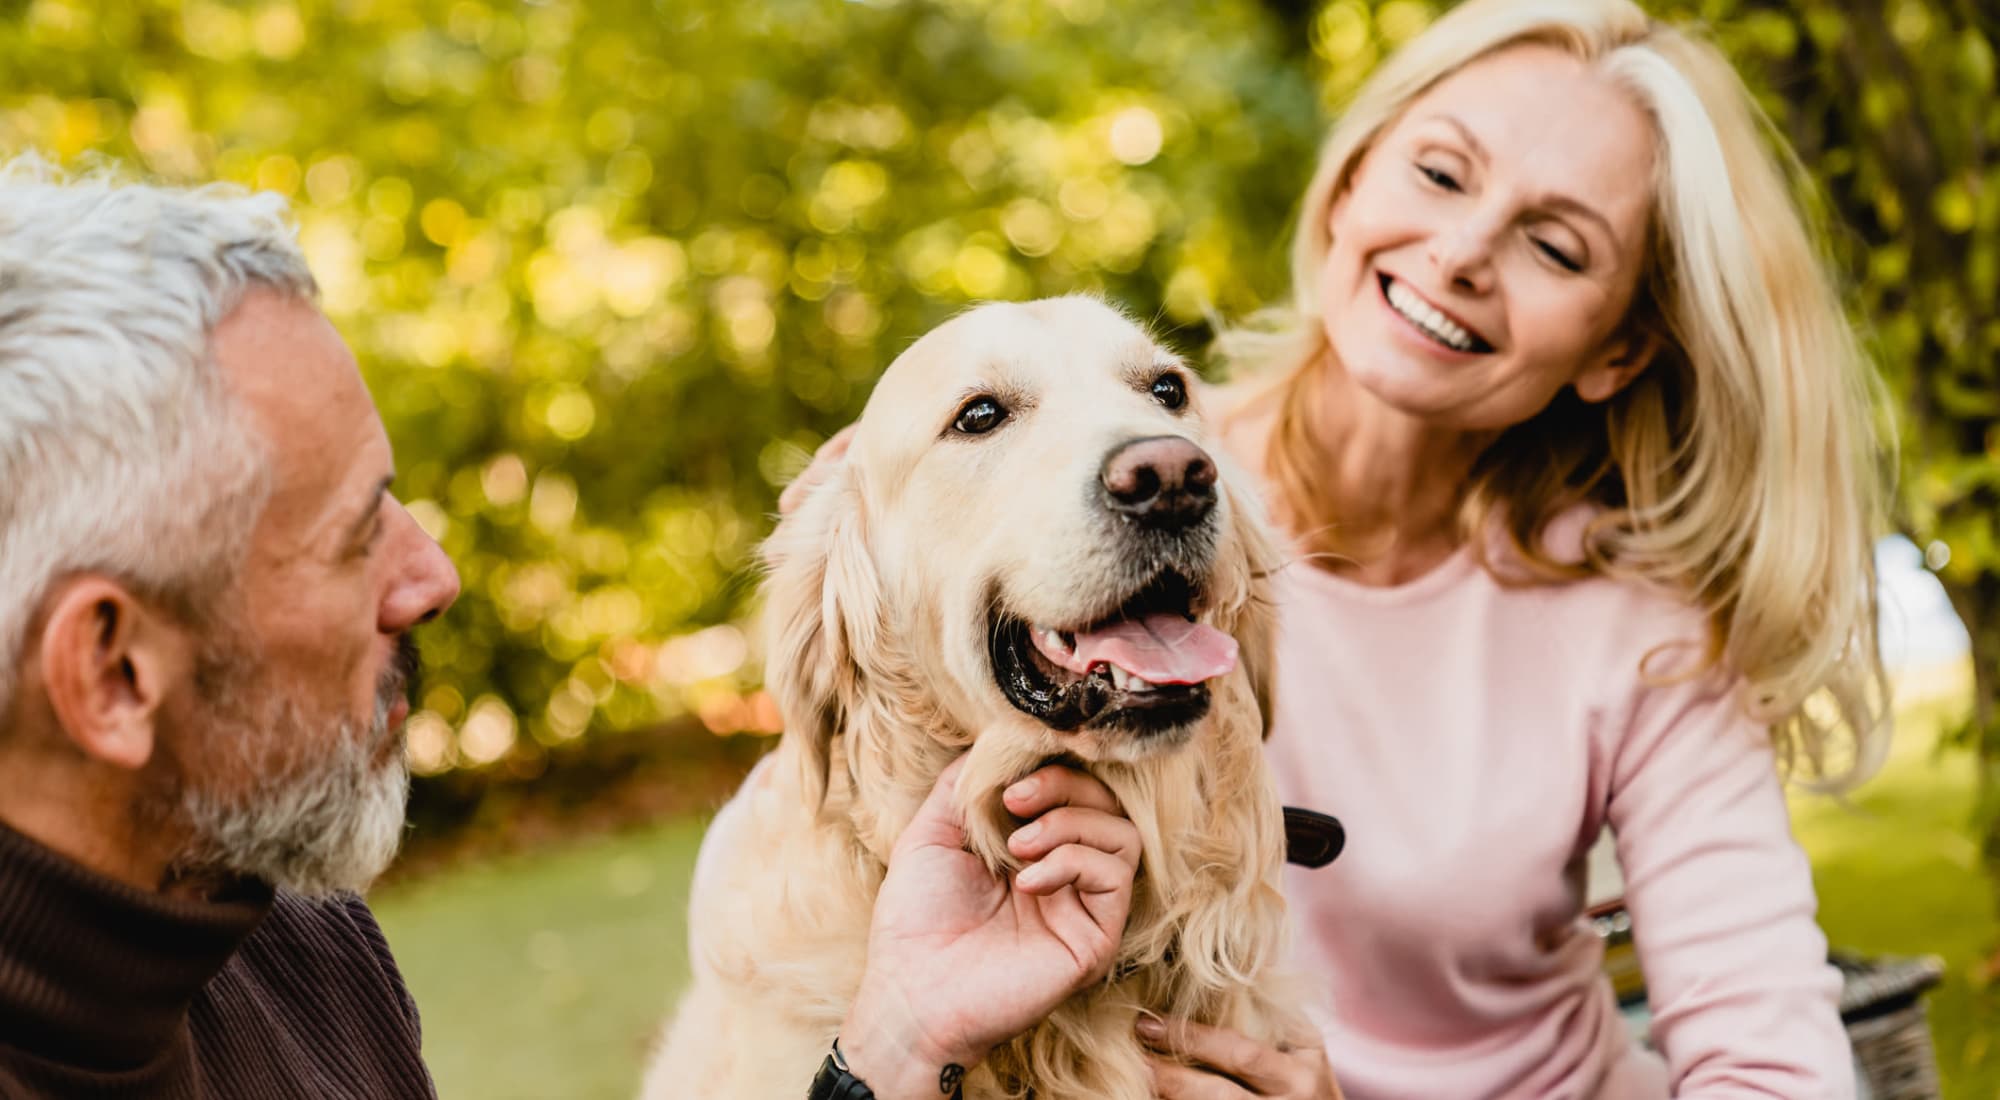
top-left (0, 820), bottom-right (435, 1099)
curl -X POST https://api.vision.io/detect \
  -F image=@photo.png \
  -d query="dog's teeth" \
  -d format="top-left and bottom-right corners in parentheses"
top-left (1127, 674), bottom-right (1157, 694)
top-left (1109, 665), bottom-right (1130, 692)
top-left (1033, 625), bottom-right (1072, 657)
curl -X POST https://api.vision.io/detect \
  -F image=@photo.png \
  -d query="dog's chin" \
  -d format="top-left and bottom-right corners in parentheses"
top-left (987, 570), bottom-right (1216, 760)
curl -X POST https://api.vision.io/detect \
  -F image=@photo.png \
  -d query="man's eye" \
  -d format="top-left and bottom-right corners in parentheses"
top-left (1151, 372), bottom-right (1188, 411)
top-left (953, 396), bottom-right (1008, 435)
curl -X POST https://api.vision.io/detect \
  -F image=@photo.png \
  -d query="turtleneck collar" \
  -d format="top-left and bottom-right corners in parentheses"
top-left (0, 817), bottom-right (274, 1072)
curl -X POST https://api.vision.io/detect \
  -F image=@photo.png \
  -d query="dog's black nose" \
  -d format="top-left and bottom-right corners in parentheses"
top-left (1100, 436), bottom-right (1217, 530)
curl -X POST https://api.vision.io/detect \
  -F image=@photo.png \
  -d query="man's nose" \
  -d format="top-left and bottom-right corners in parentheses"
top-left (380, 502), bottom-right (462, 632)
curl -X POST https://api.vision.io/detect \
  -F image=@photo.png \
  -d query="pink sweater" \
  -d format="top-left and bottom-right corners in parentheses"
top-left (1263, 530), bottom-right (1854, 1098)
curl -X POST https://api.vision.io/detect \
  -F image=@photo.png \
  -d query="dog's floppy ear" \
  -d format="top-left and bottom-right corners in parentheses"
top-left (761, 461), bottom-right (880, 808)
top-left (1222, 478), bottom-right (1281, 736)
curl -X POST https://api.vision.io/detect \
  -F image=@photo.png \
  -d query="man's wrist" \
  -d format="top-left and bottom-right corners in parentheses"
top-left (839, 991), bottom-right (977, 1100)
top-left (808, 1042), bottom-right (879, 1100)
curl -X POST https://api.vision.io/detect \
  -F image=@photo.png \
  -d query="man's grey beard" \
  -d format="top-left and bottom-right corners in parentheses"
top-left (168, 638), bottom-right (417, 897)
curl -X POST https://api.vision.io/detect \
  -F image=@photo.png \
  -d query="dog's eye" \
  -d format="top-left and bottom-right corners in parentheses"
top-left (1151, 373), bottom-right (1188, 411)
top-left (953, 396), bottom-right (1008, 435)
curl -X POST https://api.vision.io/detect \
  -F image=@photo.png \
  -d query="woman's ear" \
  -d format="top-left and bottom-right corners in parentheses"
top-left (760, 462), bottom-right (879, 809)
top-left (34, 577), bottom-right (193, 771)
top-left (1575, 325), bottom-right (1662, 404)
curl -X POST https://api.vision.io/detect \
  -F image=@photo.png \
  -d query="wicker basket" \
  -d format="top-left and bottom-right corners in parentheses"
top-left (1834, 952), bottom-right (1947, 1100)
top-left (1590, 902), bottom-right (1947, 1098)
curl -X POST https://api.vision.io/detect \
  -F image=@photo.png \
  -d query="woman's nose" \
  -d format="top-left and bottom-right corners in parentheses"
top-left (1426, 215), bottom-right (1499, 294)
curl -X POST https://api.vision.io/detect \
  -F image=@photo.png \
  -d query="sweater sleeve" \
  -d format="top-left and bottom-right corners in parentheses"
top-left (1605, 671), bottom-right (1853, 1098)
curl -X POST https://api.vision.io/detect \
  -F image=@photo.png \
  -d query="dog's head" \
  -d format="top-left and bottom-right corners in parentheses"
top-left (765, 296), bottom-right (1277, 827)
top-left (761, 297), bottom-right (1300, 1091)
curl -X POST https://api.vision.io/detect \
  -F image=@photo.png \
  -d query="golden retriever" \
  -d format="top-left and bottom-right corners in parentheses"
top-left (643, 296), bottom-right (1304, 1099)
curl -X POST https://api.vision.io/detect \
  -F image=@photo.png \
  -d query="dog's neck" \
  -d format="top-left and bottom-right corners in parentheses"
top-left (825, 728), bottom-right (956, 865)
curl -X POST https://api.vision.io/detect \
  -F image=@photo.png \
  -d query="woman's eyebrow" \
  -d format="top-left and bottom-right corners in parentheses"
top-left (1425, 111), bottom-right (1620, 251)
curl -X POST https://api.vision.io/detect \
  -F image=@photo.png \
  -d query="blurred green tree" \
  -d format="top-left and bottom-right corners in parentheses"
top-left (1724, 0), bottom-right (1998, 962)
top-left (0, 0), bottom-right (1320, 779)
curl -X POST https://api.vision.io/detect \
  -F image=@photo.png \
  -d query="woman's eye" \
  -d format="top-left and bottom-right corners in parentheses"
top-left (1417, 163), bottom-right (1461, 191)
top-left (1151, 372), bottom-right (1188, 411)
top-left (1533, 238), bottom-right (1582, 273)
top-left (953, 396), bottom-right (1008, 435)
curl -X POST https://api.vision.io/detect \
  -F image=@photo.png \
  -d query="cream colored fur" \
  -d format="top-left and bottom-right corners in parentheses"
top-left (642, 297), bottom-right (1306, 1099)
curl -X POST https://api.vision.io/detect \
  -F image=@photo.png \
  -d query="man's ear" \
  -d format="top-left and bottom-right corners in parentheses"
top-left (34, 577), bottom-right (193, 771)
top-left (1574, 326), bottom-right (1662, 404)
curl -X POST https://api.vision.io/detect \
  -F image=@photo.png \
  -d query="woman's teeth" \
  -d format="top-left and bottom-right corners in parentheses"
top-left (1385, 278), bottom-right (1479, 352)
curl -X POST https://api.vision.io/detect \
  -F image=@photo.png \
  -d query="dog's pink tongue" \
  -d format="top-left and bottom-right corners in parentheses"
top-left (1074, 614), bottom-right (1238, 685)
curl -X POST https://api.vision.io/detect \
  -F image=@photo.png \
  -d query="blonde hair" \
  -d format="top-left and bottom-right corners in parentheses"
top-left (1216, 0), bottom-right (1890, 788)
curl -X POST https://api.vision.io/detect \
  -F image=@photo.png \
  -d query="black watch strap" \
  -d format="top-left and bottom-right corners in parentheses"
top-left (807, 1039), bottom-right (876, 1100)
top-left (806, 1038), bottom-right (967, 1100)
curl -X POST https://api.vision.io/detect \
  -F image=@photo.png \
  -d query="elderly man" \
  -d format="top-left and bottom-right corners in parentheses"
top-left (0, 161), bottom-right (1143, 1100)
top-left (0, 162), bottom-right (460, 1097)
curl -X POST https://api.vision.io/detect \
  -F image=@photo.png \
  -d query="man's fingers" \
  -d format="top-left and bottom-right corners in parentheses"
top-left (1140, 1019), bottom-right (1296, 1096)
top-left (1003, 764), bottom-right (1122, 818)
top-left (1008, 806), bottom-right (1142, 870)
top-left (777, 425), bottom-right (856, 515)
top-left (1147, 1056), bottom-right (1253, 1100)
top-left (1016, 843), bottom-right (1134, 899)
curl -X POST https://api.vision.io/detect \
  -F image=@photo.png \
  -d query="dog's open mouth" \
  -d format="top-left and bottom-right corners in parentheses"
top-left (988, 570), bottom-right (1236, 735)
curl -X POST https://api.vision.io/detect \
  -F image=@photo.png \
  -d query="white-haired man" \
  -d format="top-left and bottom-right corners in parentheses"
top-left (0, 161), bottom-right (459, 1097)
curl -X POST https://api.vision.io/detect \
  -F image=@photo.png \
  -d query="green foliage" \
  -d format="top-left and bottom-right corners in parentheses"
top-left (0, 0), bottom-right (1320, 772)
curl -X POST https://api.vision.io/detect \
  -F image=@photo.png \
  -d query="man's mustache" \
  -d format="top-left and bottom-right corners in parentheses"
top-left (382, 633), bottom-right (422, 710)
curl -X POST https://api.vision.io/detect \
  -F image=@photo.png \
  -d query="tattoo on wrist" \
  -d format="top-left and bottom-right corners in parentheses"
top-left (939, 1063), bottom-right (965, 1097)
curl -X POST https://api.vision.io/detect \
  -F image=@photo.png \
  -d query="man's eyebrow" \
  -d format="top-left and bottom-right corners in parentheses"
top-left (342, 475), bottom-right (394, 545)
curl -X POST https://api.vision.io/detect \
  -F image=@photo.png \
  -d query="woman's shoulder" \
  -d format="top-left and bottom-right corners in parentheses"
top-left (1482, 507), bottom-right (1718, 676)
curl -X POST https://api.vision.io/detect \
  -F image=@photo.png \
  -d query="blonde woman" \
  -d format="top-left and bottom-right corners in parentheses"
top-left (1138, 0), bottom-right (1889, 1096)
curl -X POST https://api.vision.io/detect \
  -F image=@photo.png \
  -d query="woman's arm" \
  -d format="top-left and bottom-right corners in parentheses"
top-left (1606, 672), bottom-right (1853, 1098)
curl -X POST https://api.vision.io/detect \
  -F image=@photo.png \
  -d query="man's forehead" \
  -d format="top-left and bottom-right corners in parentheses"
top-left (210, 290), bottom-right (389, 539)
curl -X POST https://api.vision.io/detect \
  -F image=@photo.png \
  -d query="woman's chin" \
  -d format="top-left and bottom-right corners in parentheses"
top-left (1333, 348), bottom-right (1473, 423)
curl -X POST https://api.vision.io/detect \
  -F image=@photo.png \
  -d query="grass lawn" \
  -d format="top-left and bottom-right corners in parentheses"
top-left (1791, 662), bottom-right (1998, 1097)
top-left (375, 663), bottom-right (1997, 1099)
top-left (373, 816), bottom-right (710, 1100)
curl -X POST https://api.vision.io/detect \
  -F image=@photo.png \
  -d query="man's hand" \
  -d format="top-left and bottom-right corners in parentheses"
top-left (1139, 1019), bottom-right (1343, 1100)
top-left (839, 756), bottom-right (1141, 1100)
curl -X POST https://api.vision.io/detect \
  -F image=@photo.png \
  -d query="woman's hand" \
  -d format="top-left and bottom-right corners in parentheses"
top-left (1139, 1018), bottom-right (1343, 1100)
top-left (840, 756), bottom-right (1142, 1100)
